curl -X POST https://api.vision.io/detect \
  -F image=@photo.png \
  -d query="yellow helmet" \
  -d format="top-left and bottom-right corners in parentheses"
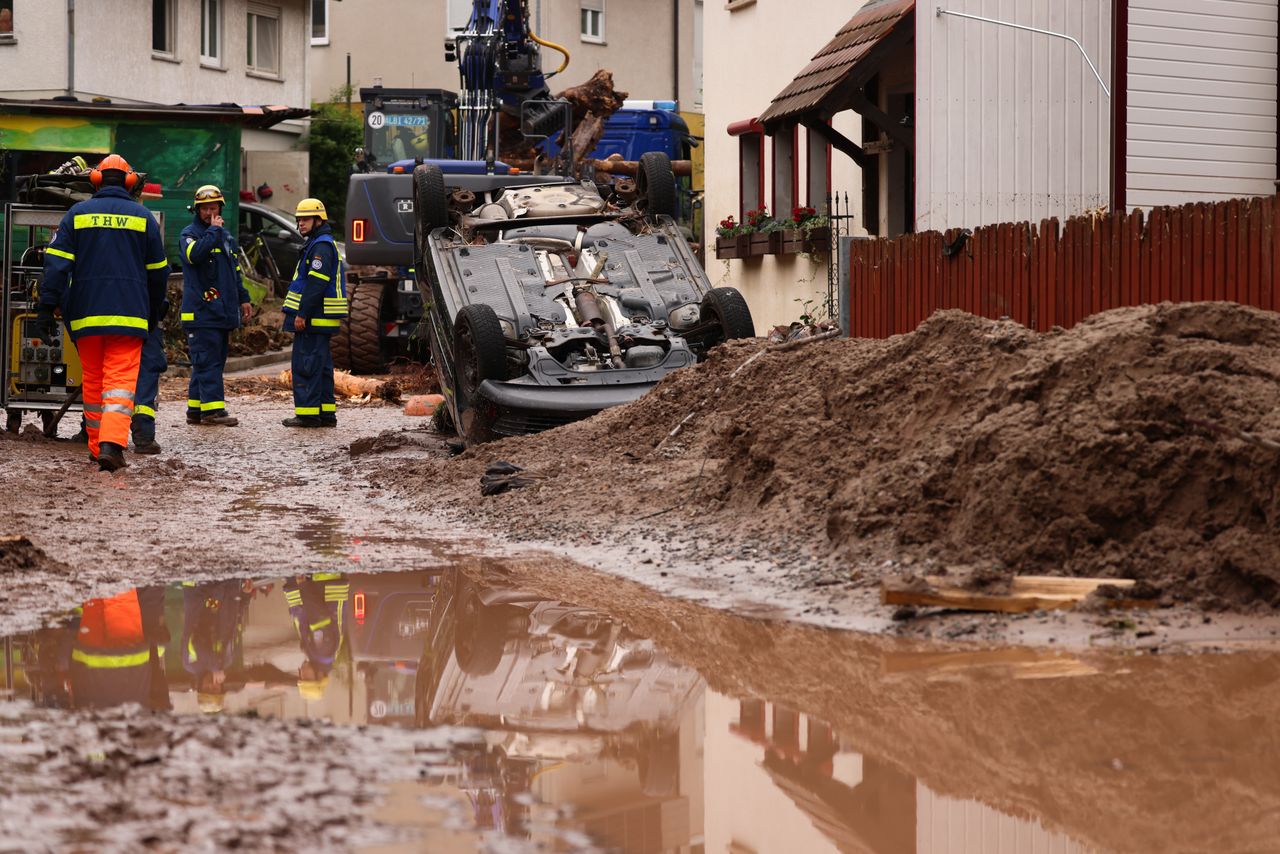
top-left (193, 184), bottom-right (225, 206)
top-left (294, 198), bottom-right (328, 221)
top-left (297, 676), bottom-right (330, 702)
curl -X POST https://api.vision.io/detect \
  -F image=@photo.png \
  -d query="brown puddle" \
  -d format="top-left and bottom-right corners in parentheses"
top-left (2, 567), bottom-right (1278, 853)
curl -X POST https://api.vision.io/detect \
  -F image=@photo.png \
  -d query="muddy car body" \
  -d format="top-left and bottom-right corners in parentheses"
top-left (413, 154), bottom-right (753, 443)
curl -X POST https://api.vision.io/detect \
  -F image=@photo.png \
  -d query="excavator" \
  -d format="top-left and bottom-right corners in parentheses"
top-left (338, 0), bottom-right (580, 373)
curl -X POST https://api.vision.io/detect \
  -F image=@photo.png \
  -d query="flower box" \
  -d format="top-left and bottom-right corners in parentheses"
top-left (747, 232), bottom-right (785, 255)
top-left (714, 234), bottom-right (751, 259)
top-left (780, 228), bottom-right (807, 255)
top-left (804, 226), bottom-right (832, 254)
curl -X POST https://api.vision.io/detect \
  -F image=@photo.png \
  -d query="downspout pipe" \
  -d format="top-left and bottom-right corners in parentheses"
top-left (672, 0), bottom-right (680, 105)
top-left (66, 0), bottom-right (75, 98)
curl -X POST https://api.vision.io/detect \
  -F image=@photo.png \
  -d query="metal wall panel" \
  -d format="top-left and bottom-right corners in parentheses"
top-left (916, 0), bottom-right (1114, 232)
top-left (1128, 0), bottom-right (1279, 209)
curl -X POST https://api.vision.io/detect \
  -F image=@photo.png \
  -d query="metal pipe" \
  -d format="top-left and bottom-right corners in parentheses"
top-left (345, 52), bottom-right (351, 109)
top-left (935, 7), bottom-right (1110, 99)
top-left (66, 0), bottom-right (75, 97)
top-left (672, 0), bottom-right (680, 105)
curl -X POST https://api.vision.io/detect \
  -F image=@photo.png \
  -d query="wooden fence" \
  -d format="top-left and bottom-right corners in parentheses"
top-left (846, 194), bottom-right (1280, 337)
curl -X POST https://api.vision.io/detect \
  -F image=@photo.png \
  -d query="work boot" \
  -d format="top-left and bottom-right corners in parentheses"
top-left (199, 413), bottom-right (239, 427)
top-left (133, 437), bottom-right (162, 455)
top-left (282, 416), bottom-right (321, 428)
top-left (320, 418), bottom-right (337, 429)
top-left (70, 428), bottom-right (89, 444)
top-left (186, 413), bottom-right (202, 425)
top-left (97, 442), bottom-right (126, 472)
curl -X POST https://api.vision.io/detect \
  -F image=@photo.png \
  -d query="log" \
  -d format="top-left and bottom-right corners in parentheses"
top-left (881, 575), bottom-right (1153, 614)
top-left (591, 158), bottom-right (694, 177)
top-left (277, 369), bottom-right (399, 401)
top-left (499, 69), bottom-right (630, 171)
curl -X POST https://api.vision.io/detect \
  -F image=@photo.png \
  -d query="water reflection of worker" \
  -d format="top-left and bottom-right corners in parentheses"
top-left (67, 586), bottom-right (168, 709)
top-left (181, 580), bottom-right (251, 713)
top-left (284, 573), bottom-right (349, 701)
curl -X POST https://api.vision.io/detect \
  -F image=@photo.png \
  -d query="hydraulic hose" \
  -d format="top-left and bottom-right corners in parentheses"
top-left (529, 30), bottom-right (570, 76)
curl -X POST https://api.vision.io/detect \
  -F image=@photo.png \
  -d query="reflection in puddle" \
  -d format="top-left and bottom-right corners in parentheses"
top-left (1, 568), bottom-right (1253, 852)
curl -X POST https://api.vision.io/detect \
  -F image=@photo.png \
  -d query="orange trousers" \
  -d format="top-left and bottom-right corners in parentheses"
top-left (76, 334), bottom-right (143, 457)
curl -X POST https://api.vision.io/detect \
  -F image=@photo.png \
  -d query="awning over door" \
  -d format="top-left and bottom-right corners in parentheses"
top-left (758, 0), bottom-right (914, 129)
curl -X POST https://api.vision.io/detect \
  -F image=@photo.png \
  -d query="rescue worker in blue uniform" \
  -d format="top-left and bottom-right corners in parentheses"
top-left (180, 184), bottom-right (251, 427)
top-left (38, 154), bottom-right (169, 471)
top-left (181, 579), bottom-right (251, 714)
top-left (284, 573), bottom-right (350, 702)
top-left (130, 304), bottom-right (169, 454)
top-left (282, 198), bottom-right (348, 428)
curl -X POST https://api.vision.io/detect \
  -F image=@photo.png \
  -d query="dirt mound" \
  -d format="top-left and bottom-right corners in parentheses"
top-left (388, 302), bottom-right (1280, 612)
top-left (0, 535), bottom-right (70, 576)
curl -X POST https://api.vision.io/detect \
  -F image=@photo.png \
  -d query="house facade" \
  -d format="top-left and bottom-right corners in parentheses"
top-left (709, 0), bottom-right (1280, 331)
top-left (0, 0), bottom-right (311, 208)
top-left (310, 0), bottom-right (702, 110)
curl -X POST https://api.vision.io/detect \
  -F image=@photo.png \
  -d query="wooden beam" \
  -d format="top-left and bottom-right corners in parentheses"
top-left (803, 119), bottom-right (869, 169)
top-left (881, 575), bottom-right (1154, 614)
top-left (848, 91), bottom-right (915, 154)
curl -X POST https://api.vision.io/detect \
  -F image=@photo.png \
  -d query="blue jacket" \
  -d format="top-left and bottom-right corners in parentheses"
top-left (282, 223), bottom-right (348, 335)
top-left (179, 214), bottom-right (251, 330)
top-left (284, 574), bottom-right (349, 675)
top-left (39, 186), bottom-right (169, 342)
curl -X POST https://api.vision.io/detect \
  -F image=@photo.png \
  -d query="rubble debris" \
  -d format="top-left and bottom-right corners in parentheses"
top-left (480, 461), bottom-right (546, 496)
top-left (386, 301), bottom-right (1280, 613)
top-left (404, 394), bottom-right (446, 417)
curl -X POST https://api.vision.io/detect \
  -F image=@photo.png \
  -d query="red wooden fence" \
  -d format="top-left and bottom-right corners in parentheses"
top-left (846, 194), bottom-right (1280, 337)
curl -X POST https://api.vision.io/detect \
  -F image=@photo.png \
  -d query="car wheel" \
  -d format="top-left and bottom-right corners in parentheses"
top-left (636, 152), bottom-right (679, 221)
top-left (414, 164), bottom-right (449, 269)
top-left (454, 304), bottom-right (508, 443)
top-left (699, 286), bottom-right (755, 349)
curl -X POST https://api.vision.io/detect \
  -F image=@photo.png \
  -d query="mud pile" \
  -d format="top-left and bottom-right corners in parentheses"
top-left (391, 302), bottom-right (1280, 611)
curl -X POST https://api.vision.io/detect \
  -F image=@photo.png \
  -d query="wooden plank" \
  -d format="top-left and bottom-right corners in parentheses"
top-left (882, 649), bottom-right (1100, 680)
top-left (1227, 198), bottom-right (1240, 304)
top-left (881, 575), bottom-right (1151, 614)
top-left (1249, 198), bottom-right (1263, 309)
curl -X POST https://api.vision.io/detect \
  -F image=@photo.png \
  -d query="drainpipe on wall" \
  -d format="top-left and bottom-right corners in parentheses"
top-left (672, 0), bottom-right (680, 105)
top-left (66, 0), bottom-right (75, 97)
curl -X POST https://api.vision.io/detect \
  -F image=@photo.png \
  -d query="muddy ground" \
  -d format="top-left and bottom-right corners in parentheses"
top-left (368, 302), bottom-right (1280, 620)
top-left (3, 302), bottom-right (1280, 851)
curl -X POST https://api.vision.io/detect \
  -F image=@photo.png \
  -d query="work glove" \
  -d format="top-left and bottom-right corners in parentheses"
top-left (33, 308), bottom-right (58, 342)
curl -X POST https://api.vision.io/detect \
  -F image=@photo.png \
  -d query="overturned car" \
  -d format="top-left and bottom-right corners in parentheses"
top-left (413, 153), bottom-right (754, 444)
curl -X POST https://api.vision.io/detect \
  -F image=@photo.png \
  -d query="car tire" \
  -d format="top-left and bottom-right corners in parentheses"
top-left (454, 592), bottom-right (514, 677)
top-left (454, 304), bottom-right (507, 444)
top-left (699, 286), bottom-right (755, 347)
top-left (332, 280), bottom-right (395, 374)
top-left (413, 164), bottom-right (449, 269)
top-left (636, 152), bottom-right (679, 221)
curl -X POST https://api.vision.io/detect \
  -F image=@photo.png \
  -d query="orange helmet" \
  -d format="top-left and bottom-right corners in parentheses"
top-left (90, 154), bottom-right (138, 191)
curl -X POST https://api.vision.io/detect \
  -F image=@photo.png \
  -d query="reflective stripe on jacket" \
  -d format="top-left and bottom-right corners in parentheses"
top-left (39, 186), bottom-right (169, 342)
top-left (179, 215), bottom-right (251, 330)
top-left (282, 224), bottom-right (348, 336)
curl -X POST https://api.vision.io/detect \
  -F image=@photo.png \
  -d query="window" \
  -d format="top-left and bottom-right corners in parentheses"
top-left (311, 0), bottom-right (328, 45)
top-left (580, 0), bottom-right (604, 44)
top-left (806, 125), bottom-right (831, 210)
top-left (0, 0), bottom-right (15, 43)
top-left (201, 0), bottom-right (222, 64)
top-left (247, 3), bottom-right (281, 76)
top-left (772, 127), bottom-right (798, 218)
top-left (740, 133), bottom-right (764, 220)
top-left (152, 0), bottom-right (176, 56)
top-left (447, 0), bottom-right (471, 32)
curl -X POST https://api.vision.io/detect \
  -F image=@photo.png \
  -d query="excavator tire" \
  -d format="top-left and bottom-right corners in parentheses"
top-left (332, 280), bottom-right (394, 374)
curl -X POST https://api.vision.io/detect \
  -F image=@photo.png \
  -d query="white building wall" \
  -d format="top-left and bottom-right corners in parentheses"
top-left (916, 0), bottom-right (1113, 231)
top-left (74, 0), bottom-right (310, 111)
top-left (1127, 0), bottom-right (1278, 209)
top-left (0, 0), bottom-right (71, 97)
top-left (704, 0), bottom-right (869, 333)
